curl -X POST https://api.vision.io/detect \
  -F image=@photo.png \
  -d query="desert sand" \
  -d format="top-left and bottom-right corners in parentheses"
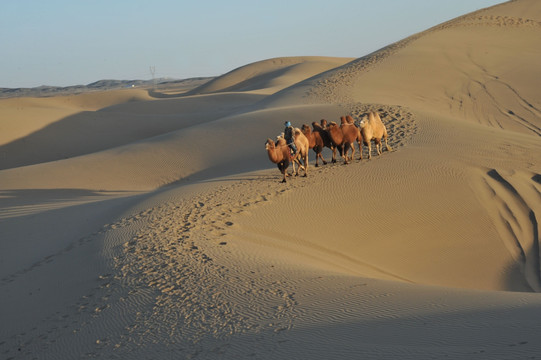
top-left (1, 1), bottom-right (541, 358)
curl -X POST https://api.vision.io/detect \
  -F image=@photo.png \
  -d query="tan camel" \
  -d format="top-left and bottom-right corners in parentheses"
top-left (265, 137), bottom-right (292, 183)
top-left (301, 124), bottom-right (327, 167)
top-left (359, 111), bottom-right (392, 159)
top-left (290, 128), bottom-right (310, 177)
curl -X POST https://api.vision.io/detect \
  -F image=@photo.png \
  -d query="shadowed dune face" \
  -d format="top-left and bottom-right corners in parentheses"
top-left (0, 93), bottom-right (265, 170)
top-left (472, 168), bottom-right (541, 292)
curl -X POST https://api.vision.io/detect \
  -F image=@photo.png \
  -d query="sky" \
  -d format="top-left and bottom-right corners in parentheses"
top-left (1, 0), bottom-right (504, 88)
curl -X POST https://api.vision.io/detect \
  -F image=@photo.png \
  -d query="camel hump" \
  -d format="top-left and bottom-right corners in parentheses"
top-left (368, 111), bottom-right (377, 123)
top-left (346, 115), bottom-right (354, 124)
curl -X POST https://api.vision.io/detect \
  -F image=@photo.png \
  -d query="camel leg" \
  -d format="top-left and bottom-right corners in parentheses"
top-left (318, 152), bottom-right (327, 166)
top-left (384, 136), bottom-right (392, 152)
top-left (300, 157), bottom-right (307, 174)
top-left (367, 142), bottom-right (372, 160)
top-left (343, 145), bottom-right (348, 163)
top-left (278, 162), bottom-right (287, 183)
top-left (293, 156), bottom-right (304, 176)
top-left (331, 146), bottom-right (337, 163)
top-left (375, 139), bottom-right (382, 155)
top-left (358, 141), bottom-right (363, 160)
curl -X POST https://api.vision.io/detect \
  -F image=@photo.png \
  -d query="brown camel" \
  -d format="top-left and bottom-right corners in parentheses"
top-left (312, 121), bottom-right (334, 154)
top-left (301, 124), bottom-right (327, 167)
top-left (359, 111), bottom-right (392, 159)
top-left (325, 121), bottom-right (344, 163)
top-left (340, 116), bottom-right (363, 163)
top-left (265, 137), bottom-right (292, 183)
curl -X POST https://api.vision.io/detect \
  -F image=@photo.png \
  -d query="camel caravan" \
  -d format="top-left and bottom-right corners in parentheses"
top-left (265, 111), bottom-right (392, 183)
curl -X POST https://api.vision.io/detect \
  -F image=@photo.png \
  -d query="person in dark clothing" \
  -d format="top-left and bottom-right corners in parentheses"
top-left (284, 121), bottom-right (297, 157)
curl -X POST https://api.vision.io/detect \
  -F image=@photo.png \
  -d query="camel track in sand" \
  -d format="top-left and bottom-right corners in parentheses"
top-left (101, 103), bottom-right (416, 356)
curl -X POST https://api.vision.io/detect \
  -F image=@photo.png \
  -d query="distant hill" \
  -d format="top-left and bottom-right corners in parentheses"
top-left (0, 77), bottom-right (214, 99)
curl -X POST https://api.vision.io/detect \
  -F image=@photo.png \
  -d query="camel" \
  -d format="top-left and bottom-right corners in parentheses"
top-left (312, 121), bottom-right (334, 153)
top-left (325, 116), bottom-right (363, 164)
top-left (265, 137), bottom-right (292, 183)
top-left (358, 111), bottom-right (392, 159)
top-left (301, 124), bottom-right (327, 167)
top-left (290, 128), bottom-right (310, 177)
top-left (265, 127), bottom-right (309, 182)
top-left (339, 116), bottom-right (363, 163)
top-left (325, 121), bottom-right (344, 163)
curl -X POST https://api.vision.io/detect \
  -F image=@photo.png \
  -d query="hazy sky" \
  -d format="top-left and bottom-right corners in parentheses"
top-left (1, 0), bottom-right (504, 88)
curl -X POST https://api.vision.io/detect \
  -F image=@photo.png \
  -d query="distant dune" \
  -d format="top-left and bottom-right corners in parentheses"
top-left (186, 56), bottom-right (355, 95)
top-left (1, 1), bottom-right (541, 359)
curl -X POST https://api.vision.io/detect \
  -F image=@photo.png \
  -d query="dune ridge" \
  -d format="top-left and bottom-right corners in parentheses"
top-left (1, 0), bottom-right (541, 358)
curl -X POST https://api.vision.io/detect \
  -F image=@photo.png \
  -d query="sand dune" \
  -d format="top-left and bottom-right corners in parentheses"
top-left (1, 0), bottom-right (541, 359)
top-left (187, 56), bottom-right (355, 95)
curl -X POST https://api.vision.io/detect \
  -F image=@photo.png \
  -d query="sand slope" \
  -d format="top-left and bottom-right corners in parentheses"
top-left (1, 0), bottom-right (541, 359)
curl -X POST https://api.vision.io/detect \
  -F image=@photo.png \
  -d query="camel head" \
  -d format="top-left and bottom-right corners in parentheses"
top-left (265, 138), bottom-right (275, 150)
top-left (358, 116), bottom-right (368, 128)
top-left (320, 119), bottom-right (328, 128)
top-left (302, 124), bottom-right (310, 133)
